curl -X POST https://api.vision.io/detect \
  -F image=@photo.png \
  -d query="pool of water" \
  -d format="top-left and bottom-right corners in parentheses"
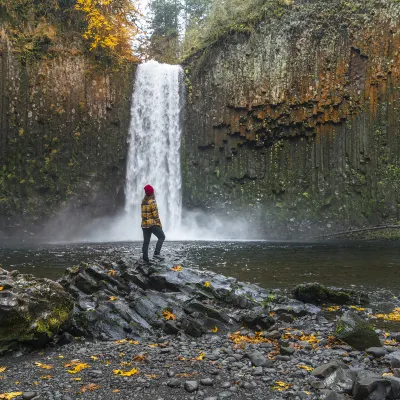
top-left (0, 241), bottom-right (399, 294)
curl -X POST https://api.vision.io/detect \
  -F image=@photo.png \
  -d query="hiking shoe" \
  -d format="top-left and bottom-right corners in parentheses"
top-left (153, 254), bottom-right (165, 261)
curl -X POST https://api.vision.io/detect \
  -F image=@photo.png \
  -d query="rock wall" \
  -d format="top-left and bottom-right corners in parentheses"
top-left (183, 0), bottom-right (400, 238)
top-left (0, 29), bottom-right (134, 239)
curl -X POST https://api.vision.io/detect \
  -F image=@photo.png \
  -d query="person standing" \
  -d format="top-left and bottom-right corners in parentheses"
top-left (141, 184), bottom-right (166, 262)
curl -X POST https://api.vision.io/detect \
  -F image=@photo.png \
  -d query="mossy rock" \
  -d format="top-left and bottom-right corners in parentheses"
top-left (293, 283), bottom-right (369, 306)
top-left (335, 311), bottom-right (381, 351)
top-left (0, 267), bottom-right (73, 353)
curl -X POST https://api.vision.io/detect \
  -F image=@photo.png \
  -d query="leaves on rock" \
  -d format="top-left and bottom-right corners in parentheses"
top-left (171, 265), bottom-right (182, 272)
top-left (196, 352), bottom-right (206, 361)
top-left (40, 375), bottom-right (52, 380)
top-left (325, 306), bottom-right (340, 312)
top-left (34, 362), bottom-right (53, 370)
top-left (113, 367), bottom-right (139, 377)
top-left (80, 383), bottom-right (101, 392)
top-left (64, 360), bottom-right (90, 374)
top-left (210, 326), bottom-right (218, 333)
top-left (109, 296), bottom-right (117, 301)
top-left (373, 307), bottom-right (400, 322)
top-left (90, 356), bottom-right (98, 361)
top-left (204, 281), bottom-right (211, 287)
top-left (0, 393), bottom-right (23, 400)
top-left (162, 310), bottom-right (176, 321)
top-left (132, 354), bottom-right (146, 362)
top-left (272, 381), bottom-right (292, 392)
top-left (0, 287), bottom-right (4, 291)
top-left (108, 269), bottom-right (117, 276)
top-left (114, 339), bottom-right (139, 345)
top-left (297, 365), bottom-right (314, 371)
top-left (0, 367), bottom-right (6, 373)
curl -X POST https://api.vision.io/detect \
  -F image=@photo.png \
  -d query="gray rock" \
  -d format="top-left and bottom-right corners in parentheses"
top-left (352, 370), bottom-right (391, 400)
top-left (323, 391), bottom-right (347, 400)
top-left (252, 366), bottom-right (263, 376)
top-left (276, 355), bottom-right (291, 361)
top-left (22, 393), bottom-right (38, 400)
top-left (394, 368), bottom-right (400, 378)
top-left (280, 346), bottom-right (296, 356)
top-left (366, 347), bottom-right (386, 358)
top-left (312, 361), bottom-right (348, 379)
top-left (388, 351), bottom-right (400, 369)
top-left (247, 351), bottom-right (267, 367)
top-left (335, 311), bottom-right (381, 351)
top-left (167, 379), bottom-right (181, 388)
top-left (218, 391), bottom-right (234, 398)
top-left (387, 376), bottom-right (400, 399)
top-left (184, 381), bottom-right (199, 393)
top-left (200, 378), bottom-right (214, 386)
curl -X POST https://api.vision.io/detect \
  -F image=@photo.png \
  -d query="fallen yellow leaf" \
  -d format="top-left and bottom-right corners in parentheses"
top-left (72, 377), bottom-right (82, 381)
top-left (145, 374), bottom-right (158, 379)
top-left (80, 383), bottom-right (101, 392)
top-left (113, 367), bottom-right (139, 377)
top-left (210, 326), bottom-right (218, 333)
top-left (109, 296), bottom-right (117, 301)
top-left (171, 265), bottom-right (182, 272)
top-left (90, 356), bottom-right (98, 361)
top-left (132, 354), bottom-right (146, 362)
top-left (64, 361), bottom-right (90, 374)
top-left (297, 365), bottom-right (314, 371)
top-left (196, 352), bottom-right (206, 361)
top-left (120, 362), bottom-right (132, 367)
top-left (112, 389), bottom-right (120, 393)
top-left (0, 367), bottom-right (6, 373)
top-left (58, 355), bottom-right (64, 359)
top-left (33, 382), bottom-right (38, 386)
top-left (40, 375), bottom-right (52, 380)
top-left (204, 281), bottom-right (211, 287)
top-left (108, 270), bottom-right (117, 276)
top-left (0, 392), bottom-right (23, 400)
top-left (162, 310), bottom-right (176, 321)
top-left (34, 362), bottom-right (53, 370)
top-left (114, 339), bottom-right (139, 345)
top-left (0, 287), bottom-right (4, 291)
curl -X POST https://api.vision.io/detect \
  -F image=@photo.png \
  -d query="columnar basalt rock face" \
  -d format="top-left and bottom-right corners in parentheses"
top-left (0, 30), bottom-right (134, 238)
top-left (183, 0), bottom-right (400, 238)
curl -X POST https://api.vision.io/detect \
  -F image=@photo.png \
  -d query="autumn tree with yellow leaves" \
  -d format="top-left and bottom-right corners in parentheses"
top-left (74, 0), bottom-right (142, 63)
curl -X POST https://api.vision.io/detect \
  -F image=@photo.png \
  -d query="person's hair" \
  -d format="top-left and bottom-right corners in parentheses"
top-left (142, 193), bottom-right (155, 204)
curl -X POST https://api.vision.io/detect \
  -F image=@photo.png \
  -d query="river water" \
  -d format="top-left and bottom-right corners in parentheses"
top-left (0, 241), bottom-right (399, 296)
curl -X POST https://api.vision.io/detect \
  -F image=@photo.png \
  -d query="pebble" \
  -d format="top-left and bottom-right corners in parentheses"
top-left (184, 381), bottom-right (199, 393)
top-left (200, 378), bottom-right (214, 386)
top-left (22, 393), bottom-right (37, 400)
top-left (167, 379), bottom-right (181, 388)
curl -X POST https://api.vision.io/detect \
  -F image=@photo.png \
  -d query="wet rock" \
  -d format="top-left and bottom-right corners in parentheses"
top-left (323, 391), bottom-right (347, 400)
top-left (200, 378), bottom-right (214, 386)
top-left (246, 351), bottom-right (267, 366)
top-left (280, 346), bottom-right (296, 356)
top-left (0, 270), bottom-right (73, 353)
top-left (184, 381), bottom-right (199, 393)
top-left (22, 393), bottom-right (38, 400)
top-left (312, 361), bottom-right (355, 393)
top-left (57, 332), bottom-right (75, 346)
top-left (366, 347), bottom-right (386, 358)
top-left (388, 351), bottom-right (400, 369)
top-left (352, 370), bottom-right (390, 400)
top-left (335, 311), bottom-right (381, 350)
top-left (163, 320), bottom-right (180, 335)
top-left (167, 379), bottom-right (181, 388)
top-left (294, 283), bottom-right (368, 305)
top-left (386, 376), bottom-right (400, 399)
top-left (241, 313), bottom-right (275, 330)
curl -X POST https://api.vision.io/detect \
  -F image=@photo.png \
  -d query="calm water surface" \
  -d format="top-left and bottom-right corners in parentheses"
top-left (0, 241), bottom-right (399, 293)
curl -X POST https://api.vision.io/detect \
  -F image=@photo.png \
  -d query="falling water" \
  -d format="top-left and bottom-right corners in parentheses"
top-left (125, 61), bottom-right (184, 239)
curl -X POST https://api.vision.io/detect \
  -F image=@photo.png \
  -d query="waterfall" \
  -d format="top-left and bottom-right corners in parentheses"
top-left (125, 61), bottom-right (184, 239)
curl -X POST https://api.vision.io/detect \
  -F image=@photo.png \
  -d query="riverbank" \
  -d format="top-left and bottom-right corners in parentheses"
top-left (1, 254), bottom-right (400, 399)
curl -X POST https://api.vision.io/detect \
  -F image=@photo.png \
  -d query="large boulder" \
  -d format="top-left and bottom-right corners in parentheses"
top-left (335, 311), bottom-right (381, 351)
top-left (0, 267), bottom-right (73, 353)
top-left (352, 371), bottom-right (391, 400)
top-left (294, 283), bottom-right (368, 306)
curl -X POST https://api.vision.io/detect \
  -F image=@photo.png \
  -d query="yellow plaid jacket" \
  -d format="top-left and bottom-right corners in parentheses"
top-left (141, 198), bottom-right (162, 229)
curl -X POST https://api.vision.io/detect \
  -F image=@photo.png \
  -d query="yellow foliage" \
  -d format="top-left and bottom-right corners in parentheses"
top-left (114, 339), bottom-right (139, 345)
top-left (373, 308), bottom-right (400, 322)
top-left (297, 365), bottom-right (314, 371)
top-left (74, 0), bottom-right (142, 62)
top-left (272, 381), bottom-right (292, 392)
top-left (0, 393), bottom-right (23, 400)
top-left (132, 354), bottom-right (146, 362)
top-left (0, 367), bottom-right (6, 373)
top-left (40, 375), bottom-right (52, 380)
top-left (64, 360), bottom-right (90, 374)
top-left (0, 287), bottom-right (3, 291)
top-left (108, 269), bottom-right (117, 276)
top-left (204, 281), bottom-right (211, 287)
top-left (34, 362), bottom-right (53, 370)
top-left (162, 310), bottom-right (176, 321)
top-left (196, 352), bottom-right (206, 361)
top-left (210, 326), bottom-right (218, 333)
top-left (109, 296), bottom-right (117, 301)
top-left (171, 265), bottom-right (182, 271)
top-left (113, 367), bottom-right (139, 377)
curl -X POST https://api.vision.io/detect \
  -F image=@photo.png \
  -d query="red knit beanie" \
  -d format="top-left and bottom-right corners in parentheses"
top-left (144, 184), bottom-right (154, 195)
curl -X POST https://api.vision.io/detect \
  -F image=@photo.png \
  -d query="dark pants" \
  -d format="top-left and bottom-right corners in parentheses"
top-left (142, 226), bottom-right (165, 261)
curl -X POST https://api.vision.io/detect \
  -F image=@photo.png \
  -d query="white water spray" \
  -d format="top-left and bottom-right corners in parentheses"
top-left (124, 61), bottom-right (184, 239)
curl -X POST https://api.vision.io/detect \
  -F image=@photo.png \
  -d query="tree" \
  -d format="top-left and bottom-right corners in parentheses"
top-left (75, 0), bottom-right (142, 63)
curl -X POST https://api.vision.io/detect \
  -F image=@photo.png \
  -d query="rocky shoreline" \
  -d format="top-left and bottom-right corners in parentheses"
top-left (1, 256), bottom-right (400, 399)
